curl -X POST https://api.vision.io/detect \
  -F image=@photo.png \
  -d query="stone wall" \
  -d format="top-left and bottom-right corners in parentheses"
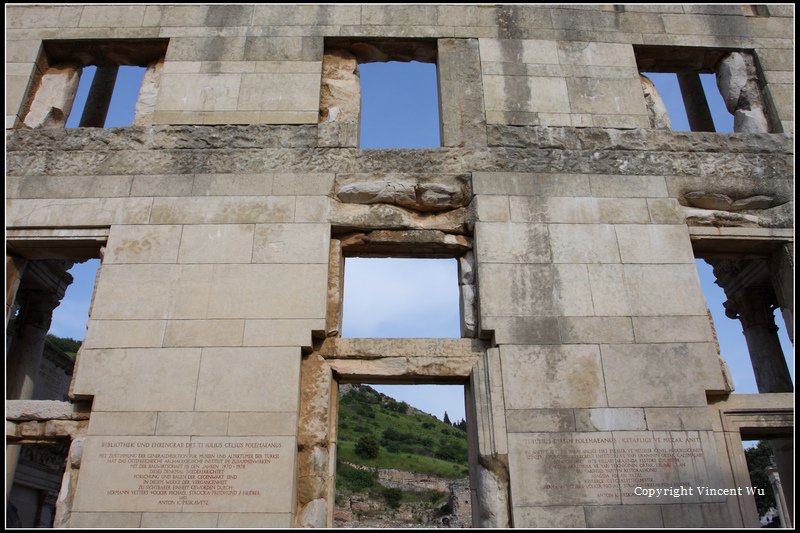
top-left (5, 4), bottom-right (794, 529)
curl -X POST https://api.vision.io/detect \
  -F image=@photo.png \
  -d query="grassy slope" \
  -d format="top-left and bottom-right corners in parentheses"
top-left (337, 384), bottom-right (468, 478)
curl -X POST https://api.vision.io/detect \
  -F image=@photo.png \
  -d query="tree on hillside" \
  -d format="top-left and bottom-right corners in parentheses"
top-left (744, 441), bottom-right (777, 517)
top-left (443, 411), bottom-right (451, 425)
top-left (355, 435), bottom-right (380, 459)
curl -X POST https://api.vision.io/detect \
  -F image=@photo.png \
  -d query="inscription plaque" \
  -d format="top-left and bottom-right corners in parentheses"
top-left (509, 431), bottom-right (721, 506)
top-left (74, 436), bottom-right (295, 513)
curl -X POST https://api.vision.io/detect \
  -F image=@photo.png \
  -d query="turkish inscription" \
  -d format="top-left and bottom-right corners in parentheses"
top-left (509, 431), bottom-right (715, 506)
top-left (74, 436), bottom-right (295, 513)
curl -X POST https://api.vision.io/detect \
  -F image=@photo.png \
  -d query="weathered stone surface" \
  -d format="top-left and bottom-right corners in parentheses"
top-left (132, 58), bottom-right (164, 126)
top-left (335, 173), bottom-right (470, 212)
top-left (23, 65), bottom-right (81, 128)
top-left (6, 400), bottom-right (90, 421)
top-left (716, 51), bottom-right (769, 133)
top-left (318, 48), bottom-right (360, 148)
top-left (298, 499), bottom-right (327, 528)
top-left (331, 202), bottom-right (469, 233)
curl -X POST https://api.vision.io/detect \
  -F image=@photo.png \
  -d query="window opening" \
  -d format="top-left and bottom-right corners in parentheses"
top-left (335, 383), bottom-right (471, 528)
top-left (341, 258), bottom-right (460, 338)
top-left (6, 256), bottom-right (100, 528)
top-left (359, 61), bottom-right (441, 149)
top-left (742, 440), bottom-right (784, 527)
top-left (65, 66), bottom-right (147, 128)
top-left (695, 258), bottom-right (794, 394)
top-left (642, 72), bottom-right (734, 132)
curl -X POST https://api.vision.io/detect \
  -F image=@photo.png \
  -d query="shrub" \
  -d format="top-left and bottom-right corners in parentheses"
top-left (355, 435), bottom-right (380, 459)
top-left (383, 488), bottom-right (403, 509)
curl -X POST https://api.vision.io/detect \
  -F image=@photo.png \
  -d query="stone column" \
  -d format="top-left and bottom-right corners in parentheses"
top-left (6, 255), bottom-right (27, 327)
top-left (769, 243), bottom-right (794, 343)
top-left (677, 71), bottom-right (716, 132)
top-left (78, 66), bottom-right (118, 127)
top-left (769, 439), bottom-right (794, 524)
top-left (724, 288), bottom-right (793, 393)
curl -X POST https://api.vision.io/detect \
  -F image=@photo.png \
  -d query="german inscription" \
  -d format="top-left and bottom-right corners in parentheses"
top-left (74, 436), bottom-right (295, 513)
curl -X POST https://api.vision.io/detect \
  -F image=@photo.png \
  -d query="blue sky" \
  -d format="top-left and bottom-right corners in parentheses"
top-left (49, 62), bottom-right (792, 423)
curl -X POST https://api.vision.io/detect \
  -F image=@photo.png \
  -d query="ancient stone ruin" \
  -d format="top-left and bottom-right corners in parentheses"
top-left (5, 4), bottom-right (794, 528)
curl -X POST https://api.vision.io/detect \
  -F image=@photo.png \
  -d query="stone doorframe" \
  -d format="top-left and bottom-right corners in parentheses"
top-left (292, 230), bottom-right (511, 527)
top-left (709, 393), bottom-right (794, 528)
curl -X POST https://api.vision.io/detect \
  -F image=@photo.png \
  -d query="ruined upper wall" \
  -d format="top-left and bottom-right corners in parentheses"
top-left (6, 5), bottom-right (794, 131)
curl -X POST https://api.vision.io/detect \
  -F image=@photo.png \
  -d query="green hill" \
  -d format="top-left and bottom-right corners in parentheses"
top-left (337, 384), bottom-right (468, 478)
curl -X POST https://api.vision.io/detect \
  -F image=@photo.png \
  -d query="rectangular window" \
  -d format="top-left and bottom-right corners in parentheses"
top-left (320, 39), bottom-right (441, 149)
top-left (342, 258), bottom-right (460, 338)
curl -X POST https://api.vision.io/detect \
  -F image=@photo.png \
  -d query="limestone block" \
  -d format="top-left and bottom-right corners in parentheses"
top-left (192, 173), bottom-right (272, 196)
top-left (318, 49), bottom-right (360, 148)
top-left (472, 172), bottom-right (590, 197)
top-left (7, 198), bottom-right (152, 227)
top-left (601, 343), bottom-right (710, 407)
top-left (130, 174), bottom-right (194, 197)
top-left (586, 264), bottom-right (629, 316)
top-left (298, 499), bottom-right (327, 528)
top-left (483, 75), bottom-right (570, 114)
top-left (91, 264), bottom-right (182, 320)
top-left (335, 174), bottom-right (470, 212)
top-left (70, 437), bottom-right (84, 468)
top-left (361, 4), bottom-right (437, 25)
top-left (295, 196), bottom-right (332, 223)
top-left (272, 173), bottom-right (334, 196)
top-left (632, 316), bottom-right (714, 343)
top-left (560, 316), bottom-right (634, 344)
top-left (253, 5), bottom-right (361, 25)
top-left (252, 224), bottom-right (330, 264)
top-left (623, 264), bottom-right (707, 316)
top-left (177, 224), bottom-right (255, 264)
top-left (460, 284), bottom-right (477, 337)
top-left (438, 38), bottom-right (488, 148)
top-left (482, 316), bottom-right (561, 344)
top-left (755, 48), bottom-right (794, 72)
top-left (6, 39), bottom-right (43, 63)
top-left (207, 264), bottom-right (327, 319)
top-left (218, 514), bottom-right (292, 528)
top-left (507, 431), bottom-right (619, 506)
top-left (105, 225), bottom-right (181, 264)
top-left (475, 222), bottom-right (551, 263)
top-left (132, 58), bottom-right (163, 126)
top-left (478, 263), bottom-right (556, 317)
top-left (166, 36), bottom-right (246, 62)
top-left (194, 347), bottom-right (300, 412)
top-left (554, 263), bottom-right (594, 316)
top-left (615, 224), bottom-right (694, 264)
top-left (474, 196), bottom-right (510, 222)
top-left (643, 408), bottom-right (712, 431)
top-left (227, 412), bottom-right (298, 436)
top-left (557, 41), bottom-right (637, 67)
top-left (44, 420), bottom-right (88, 438)
top-left (141, 514), bottom-right (219, 528)
top-left (150, 196), bottom-right (294, 225)
top-left (505, 409), bottom-right (575, 433)
top-left (242, 319), bottom-right (324, 347)
top-left (70, 513), bottom-right (143, 528)
top-left (567, 77), bottom-right (648, 116)
top-left (510, 197), bottom-right (650, 224)
top-left (661, 503), bottom-right (733, 527)
top-left (716, 52), bottom-right (748, 114)
top-left (155, 412), bottom-right (229, 436)
top-left (574, 408), bottom-right (646, 431)
top-left (716, 52), bottom-right (769, 133)
top-left (514, 506), bottom-right (587, 528)
top-left (238, 73), bottom-right (321, 112)
top-left (23, 66), bottom-right (81, 128)
top-left (589, 174), bottom-right (667, 198)
top-left (6, 400), bottom-right (89, 421)
top-left (14, 174), bottom-right (134, 199)
top-left (640, 74), bottom-right (672, 129)
top-left (7, 71), bottom-right (32, 123)
top-left (164, 320), bottom-right (245, 347)
top-left (584, 505), bottom-right (663, 527)
top-left (87, 412), bottom-right (157, 436)
top-left (156, 73), bottom-right (241, 112)
top-left (549, 224), bottom-right (620, 263)
top-left (244, 37), bottom-right (322, 62)
top-left (84, 320), bottom-right (166, 349)
top-left (6, 5), bottom-right (83, 28)
top-left (79, 5), bottom-right (146, 27)
top-left (734, 107), bottom-right (769, 133)
top-left (478, 38), bottom-right (559, 64)
top-left (501, 344), bottom-right (606, 409)
top-left (73, 348), bottom-right (201, 411)
top-left (647, 198), bottom-right (684, 224)
top-left (458, 252), bottom-right (475, 284)
top-left (330, 203), bottom-right (467, 234)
